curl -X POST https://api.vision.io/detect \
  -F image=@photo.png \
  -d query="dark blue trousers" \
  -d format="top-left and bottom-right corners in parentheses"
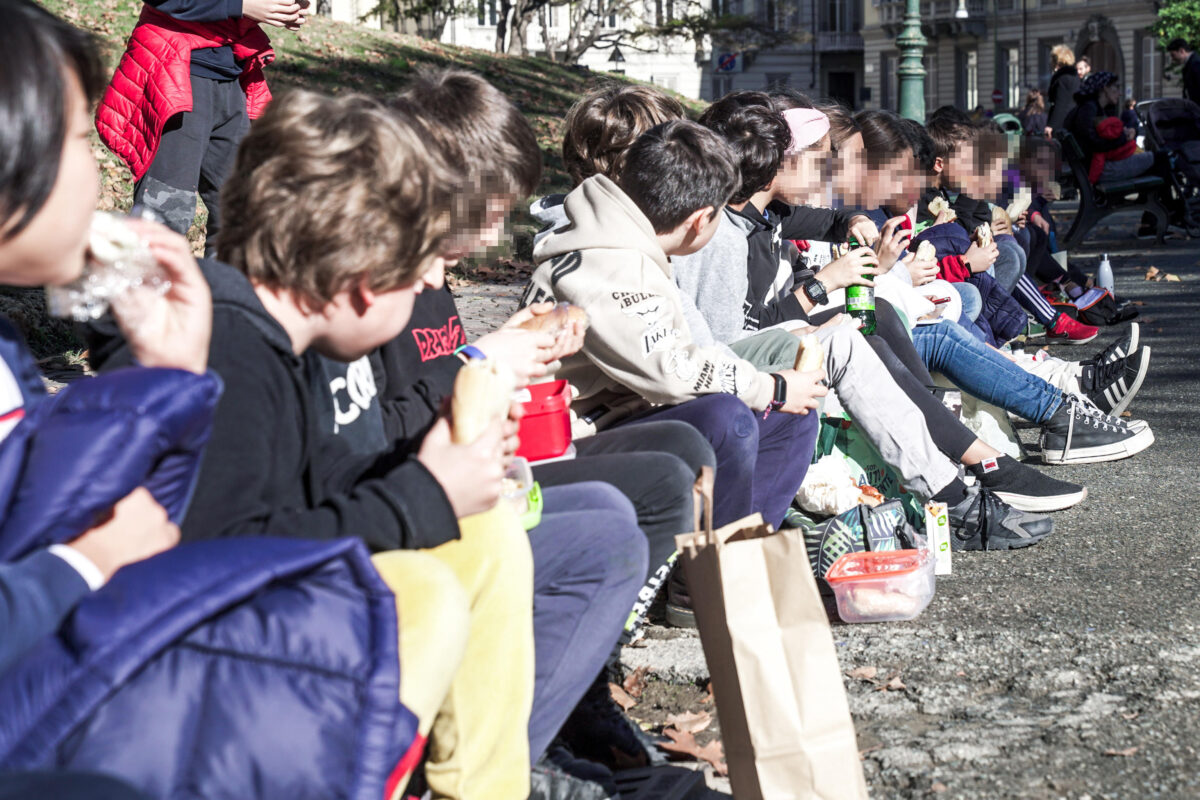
top-left (620, 393), bottom-right (818, 529)
top-left (527, 482), bottom-right (648, 761)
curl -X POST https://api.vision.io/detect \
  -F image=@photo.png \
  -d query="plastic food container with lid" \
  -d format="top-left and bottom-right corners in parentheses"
top-left (824, 549), bottom-right (936, 624)
top-left (515, 379), bottom-right (572, 462)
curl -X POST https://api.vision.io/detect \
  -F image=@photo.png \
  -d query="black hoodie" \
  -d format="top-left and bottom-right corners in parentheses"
top-left (88, 259), bottom-right (460, 551)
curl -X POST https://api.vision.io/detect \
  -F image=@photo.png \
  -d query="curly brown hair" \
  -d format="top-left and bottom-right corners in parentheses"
top-left (562, 84), bottom-right (685, 186)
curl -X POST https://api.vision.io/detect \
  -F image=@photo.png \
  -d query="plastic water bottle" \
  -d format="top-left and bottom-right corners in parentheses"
top-left (1097, 253), bottom-right (1114, 292)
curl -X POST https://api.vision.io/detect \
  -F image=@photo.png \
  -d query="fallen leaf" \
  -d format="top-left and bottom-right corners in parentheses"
top-left (1131, 300), bottom-right (1146, 306)
top-left (847, 666), bottom-right (878, 681)
top-left (659, 727), bottom-right (728, 774)
top-left (876, 673), bottom-right (907, 691)
top-left (932, 782), bottom-right (949, 793)
top-left (1145, 267), bottom-right (1161, 281)
top-left (955, 670), bottom-right (966, 677)
top-left (1103, 746), bottom-right (1139, 757)
top-left (1121, 711), bottom-right (1140, 720)
top-left (665, 710), bottom-right (713, 734)
top-left (1121, 411), bottom-right (1132, 417)
top-left (609, 682), bottom-right (636, 712)
top-left (622, 666), bottom-right (648, 699)
top-left (1166, 273), bottom-right (1182, 282)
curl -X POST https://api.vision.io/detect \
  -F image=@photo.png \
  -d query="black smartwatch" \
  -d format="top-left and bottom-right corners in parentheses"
top-left (802, 277), bottom-right (828, 306)
top-left (764, 372), bottom-right (787, 418)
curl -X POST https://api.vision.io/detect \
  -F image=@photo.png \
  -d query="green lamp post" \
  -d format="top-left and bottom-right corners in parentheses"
top-left (896, 0), bottom-right (927, 121)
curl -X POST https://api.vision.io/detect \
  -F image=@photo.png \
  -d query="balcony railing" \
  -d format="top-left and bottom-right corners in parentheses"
top-left (816, 31), bottom-right (865, 51)
top-left (874, 0), bottom-right (988, 35)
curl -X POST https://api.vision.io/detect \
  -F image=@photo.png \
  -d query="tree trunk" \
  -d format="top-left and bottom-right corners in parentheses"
top-left (494, 0), bottom-right (511, 52)
top-left (539, 5), bottom-right (559, 61)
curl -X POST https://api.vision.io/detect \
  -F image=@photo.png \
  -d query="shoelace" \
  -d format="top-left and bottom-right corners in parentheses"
top-left (1095, 357), bottom-right (1128, 389)
top-left (1060, 396), bottom-right (1127, 459)
top-left (952, 487), bottom-right (1006, 548)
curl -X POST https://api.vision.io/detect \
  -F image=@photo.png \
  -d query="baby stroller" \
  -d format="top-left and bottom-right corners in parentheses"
top-left (1137, 97), bottom-right (1200, 236)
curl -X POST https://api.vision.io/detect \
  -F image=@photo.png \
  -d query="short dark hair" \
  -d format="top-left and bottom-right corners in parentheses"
top-left (855, 110), bottom-right (912, 167)
top-left (391, 67), bottom-right (542, 232)
top-left (767, 87), bottom-right (815, 111)
top-left (618, 121), bottom-right (738, 234)
top-left (0, 0), bottom-right (105, 241)
top-left (926, 105), bottom-right (977, 160)
top-left (1168, 37), bottom-right (1190, 53)
top-left (561, 84), bottom-right (685, 185)
top-left (698, 91), bottom-right (790, 204)
top-left (897, 117), bottom-right (936, 172)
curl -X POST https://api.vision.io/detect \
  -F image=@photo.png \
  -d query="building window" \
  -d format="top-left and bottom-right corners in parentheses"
top-left (881, 52), bottom-right (898, 112)
top-left (712, 74), bottom-right (734, 101)
top-left (1040, 0), bottom-right (1057, 6)
top-left (957, 48), bottom-right (978, 110)
top-left (477, 0), bottom-right (498, 25)
top-left (924, 52), bottom-right (938, 115)
top-left (1142, 33), bottom-right (1162, 100)
top-left (998, 43), bottom-right (1020, 108)
top-left (652, 74), bottom-right (679, 91)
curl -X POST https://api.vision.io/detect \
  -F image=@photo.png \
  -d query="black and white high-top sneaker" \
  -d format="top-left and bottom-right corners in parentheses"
top-left (1081, 346), bottom-right (1151, 416)
top-left (1040, 395), bottom-right (1154, 464)
top-left (1092, 322), bottom-right (1140, 365)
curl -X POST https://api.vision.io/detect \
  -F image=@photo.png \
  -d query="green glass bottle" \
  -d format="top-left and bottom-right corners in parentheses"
top-left (844, 238), bottom-right (876, 335)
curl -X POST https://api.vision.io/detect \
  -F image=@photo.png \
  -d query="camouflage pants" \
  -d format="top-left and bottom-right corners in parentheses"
top-left (134, 74), bottom-right (248, 256)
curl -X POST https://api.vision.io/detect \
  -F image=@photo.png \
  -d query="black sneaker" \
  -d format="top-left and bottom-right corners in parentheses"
top-left (529, 761), bottom-right (616, 800)
top-left (558, 676), bottom-right (667, 772)
top-left (947, 485), bottom-right (1055, 551)
top-left (967, 455), bottom-right (1087, 513)
top-left (1091, 322), bottom-right (1140, 365)
top-left (1082, 346), bottom-right (1151, 416)
top-left (1040, 395), bottom-right (1155, 464)
top-left (664, 569), bottom-right (695, 629)
top-left (537, 742), bottom-right (620, 796)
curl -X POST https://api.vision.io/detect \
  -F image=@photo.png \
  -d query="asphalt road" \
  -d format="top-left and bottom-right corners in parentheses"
top-left (837, 217), bottom-right (1200, 800)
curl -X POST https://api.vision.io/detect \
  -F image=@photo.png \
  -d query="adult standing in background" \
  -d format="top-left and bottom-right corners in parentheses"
top-left (1045, 44), bottom-right (1081, 138)
top-left (1167, 38), bottom-right (1200, 103)
top-left (1018, 88), bottom-right (1048, 136)
top-left (1076, 56), bottom-right (1092, 81)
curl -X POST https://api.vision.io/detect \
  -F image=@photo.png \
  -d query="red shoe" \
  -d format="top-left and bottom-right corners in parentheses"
top-left (1047, 313), bottom-right (1099, 345)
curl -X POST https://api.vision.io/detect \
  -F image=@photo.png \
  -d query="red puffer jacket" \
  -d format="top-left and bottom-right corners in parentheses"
top-left (96, 5), bottom-right (274, 181)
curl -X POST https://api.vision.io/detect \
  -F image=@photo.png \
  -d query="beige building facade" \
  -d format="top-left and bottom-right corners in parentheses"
top-left (861, 0), bottom-right (1180, 115)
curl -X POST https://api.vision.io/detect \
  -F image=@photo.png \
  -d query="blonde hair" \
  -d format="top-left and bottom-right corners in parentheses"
top-left (1051, 44), bottom-right (1076, 69)
top-left (218, 90), bottom-right (456, 308)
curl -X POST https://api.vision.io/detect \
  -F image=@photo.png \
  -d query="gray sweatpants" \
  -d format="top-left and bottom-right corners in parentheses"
top-left (134, 74), bottom-right (249, 256)
top-left (731, 326), bottom-right (960, 500)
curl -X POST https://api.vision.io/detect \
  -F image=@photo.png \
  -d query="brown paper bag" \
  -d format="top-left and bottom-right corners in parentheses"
top-left (675, 468), bottom-right (869, 800)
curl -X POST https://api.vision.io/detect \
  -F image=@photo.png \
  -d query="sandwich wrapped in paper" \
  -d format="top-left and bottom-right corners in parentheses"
top-left (517, 302), bottom-right (589, 339)
top-left (1005, 187), bottom-right (1032, 220)
top-left (793, 334), bottom-right (824, 372)
top-left (973, 222), bottom-right (994, 248)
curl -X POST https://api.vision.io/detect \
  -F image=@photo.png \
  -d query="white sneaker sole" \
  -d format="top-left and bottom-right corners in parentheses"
top-left (1040, 425), bottom-right (1155, 465)
top-left (1107, 346), bottom-right (1151, 416)
top-left (993, 486), bottom-right (1088, 513)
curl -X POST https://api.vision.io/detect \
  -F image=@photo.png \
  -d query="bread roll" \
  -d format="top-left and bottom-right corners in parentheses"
top-left (991, 205), bottom-right (1012, 228)
top-left (915, 241), bottom-right (937, 262)
top-left (1005, 188), bottom-right (1032, 220)
top-left (451, 358), bottom-right (516, 445)
top-left (928, 196), bottom-right (951, 218)
top-left (517, 303), bottom-right (589, 336)
top-left (793, 334), bottom-right (824, 372)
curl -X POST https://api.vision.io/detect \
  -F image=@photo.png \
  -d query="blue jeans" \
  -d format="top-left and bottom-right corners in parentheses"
top-left (991, 235), bottom-right (1026, 293)
top-left (528, 482), bottom-right (648, 760)
top-left (621, 394), bottom-right (818, 529)
top-left (912, 322), bottom-right (1064, 423)
top-left (952, 281), bottom-right (982, 322)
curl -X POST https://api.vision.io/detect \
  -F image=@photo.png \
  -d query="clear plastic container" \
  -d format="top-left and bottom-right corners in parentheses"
top-left (824, 549), bottom-right (935, 624)
top-left (502, 457), bottom-right (542, 529)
